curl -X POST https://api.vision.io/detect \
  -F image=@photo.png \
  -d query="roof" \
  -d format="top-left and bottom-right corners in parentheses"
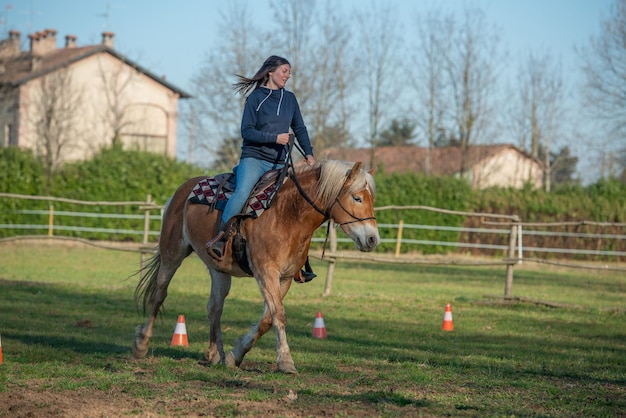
top-left (0, 44), bottom-right (191, 98)
top-left (322, 144), bottom-right (541, 174)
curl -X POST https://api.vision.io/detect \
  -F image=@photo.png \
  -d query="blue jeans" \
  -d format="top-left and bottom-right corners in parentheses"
top-left (221, 157), bottom-right (284, 224)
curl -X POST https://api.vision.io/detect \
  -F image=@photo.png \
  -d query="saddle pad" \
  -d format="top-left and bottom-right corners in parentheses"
top-left (188, 176), bottom-right (279, 219)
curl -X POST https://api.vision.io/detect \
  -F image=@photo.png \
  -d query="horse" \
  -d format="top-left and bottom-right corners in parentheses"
top-left (132, 159), bottom-right (380, 373)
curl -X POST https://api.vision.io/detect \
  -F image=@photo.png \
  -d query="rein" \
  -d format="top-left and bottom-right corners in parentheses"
top-left (286, 145), bottom-right (376, 257)
top-left (288, 145), bottom-right (376, 225)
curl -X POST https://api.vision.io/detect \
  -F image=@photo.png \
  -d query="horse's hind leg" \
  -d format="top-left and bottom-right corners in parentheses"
top-left (226, 277), bottom-right (295, 373)
top-left (133, 256), bottom-right (186, 358)
top-left (204, 269), bottom-right (232, 365)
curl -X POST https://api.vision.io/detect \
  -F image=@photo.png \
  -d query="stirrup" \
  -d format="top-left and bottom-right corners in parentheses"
top-left (302, 270), bottom-right (317, 282)
top-left (206, 231), bottom-right (226, 260)
top-left (294, 269), bottom-right (317, 283)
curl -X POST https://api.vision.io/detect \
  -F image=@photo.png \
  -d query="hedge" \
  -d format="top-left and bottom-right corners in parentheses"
top-left (1, 146), bottom-right (624, 259)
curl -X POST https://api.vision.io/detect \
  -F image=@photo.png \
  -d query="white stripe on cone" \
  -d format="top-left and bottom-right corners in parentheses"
top-left (171, 315), bottom-right (189, 346)
top-left (312, 311), bottom-right (327, 339)
top-left (442, 303), bottom-right (454, 331)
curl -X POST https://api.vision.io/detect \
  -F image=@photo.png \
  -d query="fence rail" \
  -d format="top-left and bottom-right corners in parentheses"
top-left (1, 193), bottom-right (624, 298)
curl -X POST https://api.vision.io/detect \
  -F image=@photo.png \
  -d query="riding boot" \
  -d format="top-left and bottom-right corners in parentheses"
top-left (206, 220), bottom-right (226, 260)
top-left (294, 257), bottom-right (317, 283)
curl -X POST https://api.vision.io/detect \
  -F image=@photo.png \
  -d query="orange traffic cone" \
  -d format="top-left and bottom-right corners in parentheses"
top-left (442, 303), bottom-right (454, 331)
top-left (312, 311), bottom-right (327, 339)
top-left (170, 315), bottom-right (189, 346)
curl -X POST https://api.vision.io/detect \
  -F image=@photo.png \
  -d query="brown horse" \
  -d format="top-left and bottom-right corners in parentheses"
top-left (133, 160), bottom-right (379, 373)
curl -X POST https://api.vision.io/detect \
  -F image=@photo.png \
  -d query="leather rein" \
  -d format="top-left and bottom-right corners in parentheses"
top-left (287, 138), bottom-right (376, 227)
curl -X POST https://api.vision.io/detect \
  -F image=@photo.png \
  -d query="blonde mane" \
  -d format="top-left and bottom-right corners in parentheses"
top-left (314, 160), bottom-right (375, 208)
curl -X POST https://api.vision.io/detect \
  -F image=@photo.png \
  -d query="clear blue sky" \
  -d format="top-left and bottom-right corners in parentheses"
top-left (1, 0), bottom-right (615, 179)
top-left (3, 0), bottom-right (610, 91)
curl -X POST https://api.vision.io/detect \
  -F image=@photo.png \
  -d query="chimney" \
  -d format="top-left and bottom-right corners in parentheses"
top-left (28, 32), bottom-right (42, 55)
top-left (29, 28), bottom-right (58, 55)
top-left (30, 55), bottom-right (42, 72)
top-left (65, 34), bottom-right (77, 48)
top-left (0, 30), bottom-right (21, 59)
top-left (102, 31), bottom-right (114, 48)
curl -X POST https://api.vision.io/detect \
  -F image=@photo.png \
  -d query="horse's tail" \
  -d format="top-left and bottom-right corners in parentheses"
top-left (134, 249), bottom-right (162, 315)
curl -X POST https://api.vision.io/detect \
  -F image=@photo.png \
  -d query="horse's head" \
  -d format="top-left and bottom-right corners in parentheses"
top-left (319, 161), bottom-right (380, 252)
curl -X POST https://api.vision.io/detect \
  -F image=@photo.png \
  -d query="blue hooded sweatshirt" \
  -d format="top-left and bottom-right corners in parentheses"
top-left (240, 86), bottom-right (314, 163)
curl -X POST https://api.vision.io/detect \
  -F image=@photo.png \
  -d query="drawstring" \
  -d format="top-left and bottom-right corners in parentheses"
top-left (255, 88), bottom-right (272, 111)
top-left (255, 88), bottom-right (284, 116)
top-left (277, 89), bottom-right (283, 115)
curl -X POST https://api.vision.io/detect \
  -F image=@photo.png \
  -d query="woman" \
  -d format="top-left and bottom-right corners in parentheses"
top-left (206, 55), bottom-right (316, 266)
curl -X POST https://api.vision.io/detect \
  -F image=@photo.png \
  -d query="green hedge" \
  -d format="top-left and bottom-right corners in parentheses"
top-left (467, 180), bottom-right (626, 259)
top-left (369, 173), bottom-right (472, 254)
top-left (1, 147), bottom-right (624, 258)
top-left (0, 146), bottom-right (204, 240)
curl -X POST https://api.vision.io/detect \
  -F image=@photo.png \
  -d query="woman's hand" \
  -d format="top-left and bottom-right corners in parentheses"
top-left (276, 133), bottom-right (291, 145)
top-left (305, 155), bottom-right (316, 166)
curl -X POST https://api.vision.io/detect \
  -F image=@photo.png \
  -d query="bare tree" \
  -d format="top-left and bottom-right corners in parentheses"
top-left (96, 57), bottom-right (136, 147)
top-left (513, 51), bottom-right (564, 191)
top-left (30, 68), bottom-right (83, 185)
top-left (187, 0), bottom-right (356, 169)
top-left (270, 0), bottom-right (315, 100)
top-left (185, 0), bottom-right (265, 171)
top-left (354, 1), bottom-right (405, 169)
top-left (412, 9), bottom-right (453, 174)
top-left (306, 1), bottom-right (355, 152)
top-left (579, 0), bottom-right (626, 179)
top-left (444, 7), bottom-right (504, 179)
top-left (269, 0), bottom-right (354, 155)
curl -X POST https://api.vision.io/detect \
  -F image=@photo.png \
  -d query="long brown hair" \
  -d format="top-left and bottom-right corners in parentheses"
top-left (233, 55), bottom-right (291, 96)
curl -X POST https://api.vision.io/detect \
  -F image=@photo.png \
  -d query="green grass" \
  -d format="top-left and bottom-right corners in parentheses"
top-left (0, 242), bottom-right (624, 417)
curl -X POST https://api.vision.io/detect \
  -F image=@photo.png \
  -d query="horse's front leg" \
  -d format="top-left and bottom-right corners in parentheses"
top-left (227, 276), bottom-right (295, 373)
top-left (205, 269), bottom-right (232, 365)
top-left (271, 277), bottom-right (296, 373)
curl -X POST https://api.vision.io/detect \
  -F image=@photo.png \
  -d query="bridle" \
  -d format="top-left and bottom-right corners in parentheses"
top-left (285, 139), bottom-right (376, 257)
top-left (286, 138), bottom-right (376, 226)
top-left (289, 168), bottom-right (376, 226)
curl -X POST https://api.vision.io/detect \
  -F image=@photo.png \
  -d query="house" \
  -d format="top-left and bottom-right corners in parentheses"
top-left (0, 28), bottom-right (190, 168)
top-left (323, 144), bottom-right (544, 189)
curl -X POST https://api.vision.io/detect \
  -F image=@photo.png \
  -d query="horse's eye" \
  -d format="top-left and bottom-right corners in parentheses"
top-left (353, 195), bottom-right (362, 204)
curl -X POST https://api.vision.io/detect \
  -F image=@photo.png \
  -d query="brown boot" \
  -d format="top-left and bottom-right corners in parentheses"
top-left (206, 231), bottom-right (226, 260)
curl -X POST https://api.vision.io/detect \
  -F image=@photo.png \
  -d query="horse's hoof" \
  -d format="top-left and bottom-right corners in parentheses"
top-left (204, 346), bottom-right (223, 365)
top-left (225, 352), bottom-right (238, 368)
top-left (278, 363), bottom-right (298, 374)
top-left (132, 340), bottom-right (149, 359)
top-left (133, 326), bottom-right (150, 359)
top-left (278, 361), bottom-right (298, 374)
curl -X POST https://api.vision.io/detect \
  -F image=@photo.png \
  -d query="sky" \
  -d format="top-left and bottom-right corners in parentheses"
top-left (0, 0), bottom-right (616, 180)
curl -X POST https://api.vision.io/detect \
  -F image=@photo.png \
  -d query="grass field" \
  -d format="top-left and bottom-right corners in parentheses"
top-left (0, 241), bottom-right (624, 417)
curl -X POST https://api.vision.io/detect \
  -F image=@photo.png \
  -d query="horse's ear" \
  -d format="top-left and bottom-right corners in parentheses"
top-left (347, 162), bottom-right (363, 181)
top-left (368, 167), bottom-right (377, 175)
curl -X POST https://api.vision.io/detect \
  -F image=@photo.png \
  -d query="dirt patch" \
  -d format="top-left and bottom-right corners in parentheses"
top-left (2, 388), bottom-right (147, 418)
top-left (0, 380), bottom-right (384, 418)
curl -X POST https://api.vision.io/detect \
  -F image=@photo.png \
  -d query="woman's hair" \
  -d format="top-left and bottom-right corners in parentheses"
top-left (233, 55), bottom-right (291, 96)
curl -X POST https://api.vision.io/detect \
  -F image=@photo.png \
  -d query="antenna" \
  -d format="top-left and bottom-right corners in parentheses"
top-left (96, 2), bottom-right (111, 30)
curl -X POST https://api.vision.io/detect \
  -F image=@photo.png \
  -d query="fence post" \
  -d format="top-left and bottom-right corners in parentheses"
top-left (141, 195), bottom-right (152, 269)
top-left (504, 216), bottom-right (519, 298)
top-left (395, 219), bottom-right (404, 257)
top-left (48, 204), bottom-right (54, 236)
top-left (517, 224), bottom-right (523, 264)
top-left (143, 195), bottom-right (152, 245)
top-left (323, 220), bottom-right (337, 297)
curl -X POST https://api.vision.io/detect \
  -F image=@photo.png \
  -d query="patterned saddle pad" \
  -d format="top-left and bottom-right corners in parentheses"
top-left (188, 170), bottom-right (281, 219)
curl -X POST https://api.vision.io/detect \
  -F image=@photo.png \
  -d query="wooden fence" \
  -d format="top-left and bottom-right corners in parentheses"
top-left (1, 193), bottom-right (624, 298)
